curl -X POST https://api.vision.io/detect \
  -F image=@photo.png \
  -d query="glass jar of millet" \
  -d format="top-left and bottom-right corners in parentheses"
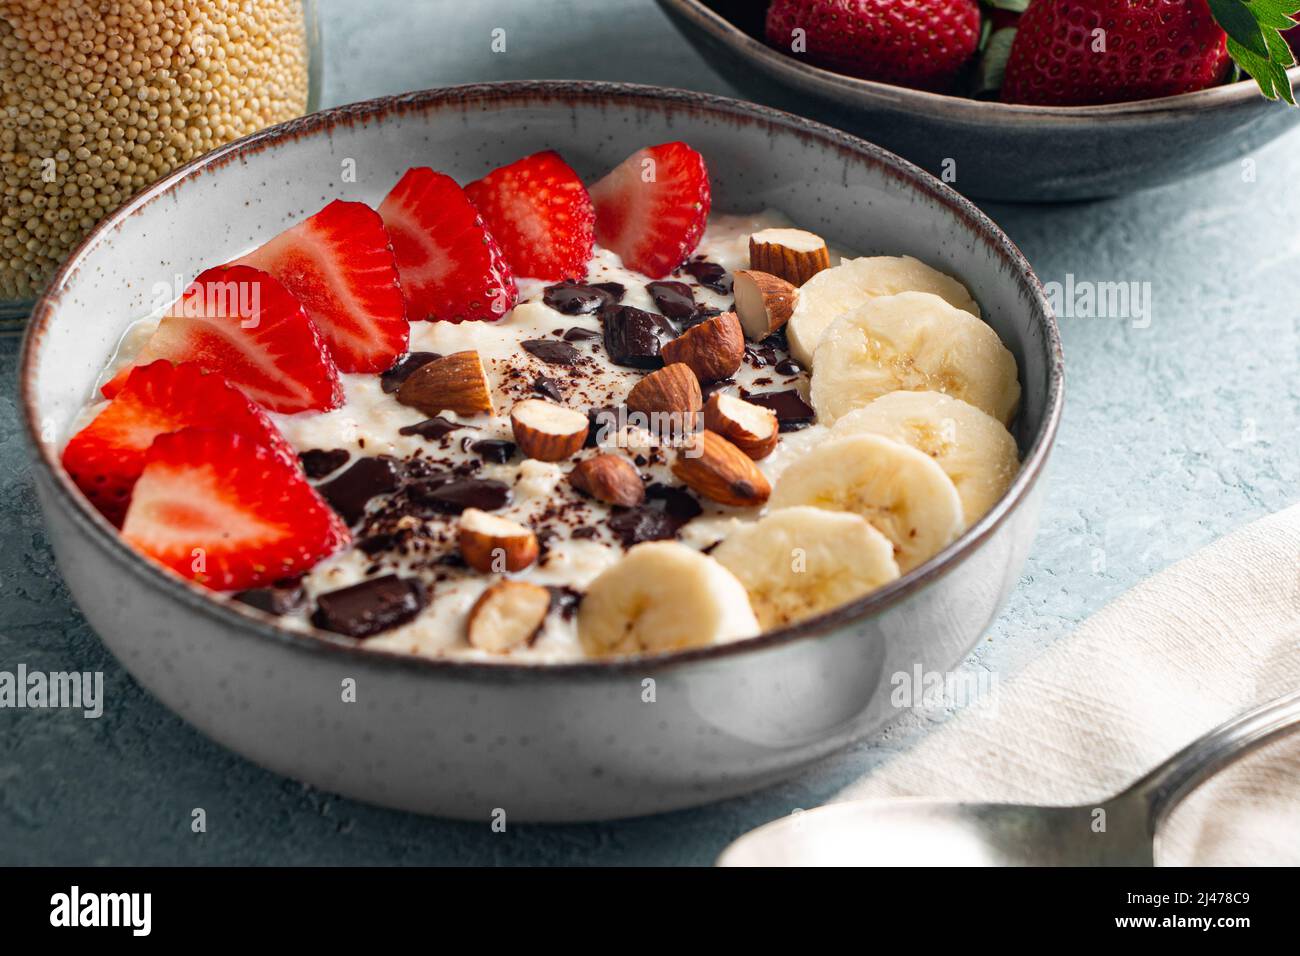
top-left (0, 0), bottom-right (319, 314)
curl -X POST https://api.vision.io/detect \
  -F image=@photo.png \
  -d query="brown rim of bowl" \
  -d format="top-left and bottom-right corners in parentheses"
top-left (19, 79), bottom-right (1063, 682)
top-left (661, 0), bottom-right (1300, 122)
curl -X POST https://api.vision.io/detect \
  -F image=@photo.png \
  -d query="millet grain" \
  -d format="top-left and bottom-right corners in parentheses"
top-left (0, 0), bottom-right (309, 299)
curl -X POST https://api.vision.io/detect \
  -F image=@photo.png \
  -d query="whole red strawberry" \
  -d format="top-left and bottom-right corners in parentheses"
top-left (1286, 22), bottom-right (1300, 59)
top-left (764, 0), bottom-right (982, 91)
top-left (1002, 0), bottom-right (1231, 105)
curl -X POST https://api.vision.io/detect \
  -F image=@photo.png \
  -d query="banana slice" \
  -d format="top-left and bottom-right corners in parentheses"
top-left (809, 291), bottom-right (1020, 426)
top-left (770, 433), bottom-right (963, 573)
top-left (786, 255), bottom-right (980, 368)
top-left (831, 390), bottom-right (1019, 526)
top-left (577, 541), bottom-right (759, 657)
top-left (712, 507), bottom-right (900, 631)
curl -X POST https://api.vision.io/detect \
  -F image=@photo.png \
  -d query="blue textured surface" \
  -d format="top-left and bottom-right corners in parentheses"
top-left (1, 0), bottom-right (1296, 865)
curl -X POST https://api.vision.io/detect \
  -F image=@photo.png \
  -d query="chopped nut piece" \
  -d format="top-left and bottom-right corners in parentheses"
top-left (467, 580), bottom-right (551, 653)
top-left (510, 399), bottom-right (589, 461)
top-left (458, 508), bottom-right (540, 573)
top-left (570, 455), bottom-right (646, 507)
top-left (748, 228), bottom-right (831, 286)
top-left (396, 350), bottom-right (494, 417)
top-left (703, 393), bottom-right (780, 460)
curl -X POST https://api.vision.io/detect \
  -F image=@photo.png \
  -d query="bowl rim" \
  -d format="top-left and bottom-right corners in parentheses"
top-left (659, 0), bottom-right (1300, 121)
top-left (19, 79), bottom-right (1063, 681)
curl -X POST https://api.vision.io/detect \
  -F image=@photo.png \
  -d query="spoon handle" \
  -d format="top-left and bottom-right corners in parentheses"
top-left (1120, 689), bottom-right (1300, 833)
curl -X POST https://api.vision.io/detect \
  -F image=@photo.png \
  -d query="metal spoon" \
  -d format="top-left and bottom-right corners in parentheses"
top-left (718, 690), bottom-right (1300, 866)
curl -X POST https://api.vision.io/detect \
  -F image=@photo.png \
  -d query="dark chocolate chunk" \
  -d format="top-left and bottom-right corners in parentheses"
top-left (585, 405), bottom-right (621, 447)
top-left (311, 575), bottom-right (427, 639)
top-left (299, 448), bottom-right (350, 479)
top-left (681, 259), bottom-right (732, 294)
top-left (470, 439), bottom-right (516, 463)
top-left (233, 581), bottom-right (305, 616)
top-left (357, 533), bottom-right (399, 557)
top-left (522, 338), bottom-right (581, 365)
top-left (562, 326), bottom-right (601, 342)
top-left (745, 388), bottom-right (816, 432)
top-left (543, 282), bottom-right (620, 315)
top-left (405, 471), bottom-right (454, 496)
top-left (412, 477), bottom-right (511, 514)
top-left (398, 415), bottom-right (474, 440)
top-left (533, 375), bottom-right (564, 402)
top-left (700, 377), bottom-right (735, 402)
top-left (571, 526), bottom-right (599, 540)
top-left (380, 351), bottom-right (441, 394)
top-left (775, 358), bottom-right (804, 376)
top-left (679, 306), bottom-right (721, 331)
top-left (645, 483), bottom-right (703, 521)
top-left (320, 456), bottom-right (401, 525)
top-left (608, 507), bottom-right (680, 547)
top-left (607, 483), bottom-right (703, 547)
top-left (646, 280), bottom-right (697, 322)
top-left (602, 305), bottom-right (675, 368)
top-left (547, 585), bottom-right (583, 620)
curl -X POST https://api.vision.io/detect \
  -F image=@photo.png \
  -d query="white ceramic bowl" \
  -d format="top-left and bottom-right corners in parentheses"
top-left (20, 82), bottom-right (1063, 821)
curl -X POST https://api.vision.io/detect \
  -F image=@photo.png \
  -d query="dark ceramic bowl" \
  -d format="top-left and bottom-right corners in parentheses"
top-left (657, 0), bottom-right (1300, 202)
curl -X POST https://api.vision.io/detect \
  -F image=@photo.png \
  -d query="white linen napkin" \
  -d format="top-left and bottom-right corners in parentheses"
top-left (834, 502), bottom-right (1300, 865)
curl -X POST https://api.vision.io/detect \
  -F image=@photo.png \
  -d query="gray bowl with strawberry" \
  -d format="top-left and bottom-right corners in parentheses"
top-left (659, 0), bottom-right (1300, 201)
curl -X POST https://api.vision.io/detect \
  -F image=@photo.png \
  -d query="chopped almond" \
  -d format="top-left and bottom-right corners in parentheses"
top-left (703, 392), bottom-right (779, 460)
top-left (748, 228), bottom-right (831, 286)
top-left (510, 399), bottom-right (589, 462)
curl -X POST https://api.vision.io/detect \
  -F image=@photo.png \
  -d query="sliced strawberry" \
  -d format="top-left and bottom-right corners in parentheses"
top-left (122, 427), bottom-right (349, 591)
top-left (377, 167), bottom-right (518, 323)
top-left (464, 150), bottom-right (594, 281)
top-left (588, 142), bottom-right (711, 279)
top-left (62, 360), bottom-right (296, 527)
top-left (103, 264), bottom-right (343, 413)
top-left (236, 200), bottom-right (408, 373)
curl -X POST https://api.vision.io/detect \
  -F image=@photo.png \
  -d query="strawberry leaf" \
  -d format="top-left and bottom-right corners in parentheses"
top-left (1210, 0), bottom-right (1268, 55)
top-left (982, 0), bottom-right (1029, 10)
top-left (974, 28), bottom-right (1018, 94)
top-left (1209, 0), bottom-right (1300, 102)
top-left (1251, 0), bottom-right (1300, 27)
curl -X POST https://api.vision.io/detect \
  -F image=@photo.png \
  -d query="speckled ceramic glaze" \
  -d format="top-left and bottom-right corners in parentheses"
top-left (20, 81), bottom-right (1062, 821)
top-left (657, 0), bottom-right (1300, 202)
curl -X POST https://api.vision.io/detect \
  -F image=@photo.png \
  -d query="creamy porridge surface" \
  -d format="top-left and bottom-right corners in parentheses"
top-left (95, 210), bottom-right (832, 662)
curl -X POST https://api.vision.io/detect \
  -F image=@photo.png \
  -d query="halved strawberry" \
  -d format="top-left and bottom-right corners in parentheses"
top-left (122, 427), bottom-right (350, 591)
top-left (102, 264), bottom-right (343, 414)
top-left (63, 360), bottom-right (296, 527)
top-left (464, 150), bottom-right (594, 281)
top-left (588, 142), bottom-right (711, 279)
top-left (236, 200), bottom-right (408, 373)
top-left (377, 167), bottom-right (518, 323)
